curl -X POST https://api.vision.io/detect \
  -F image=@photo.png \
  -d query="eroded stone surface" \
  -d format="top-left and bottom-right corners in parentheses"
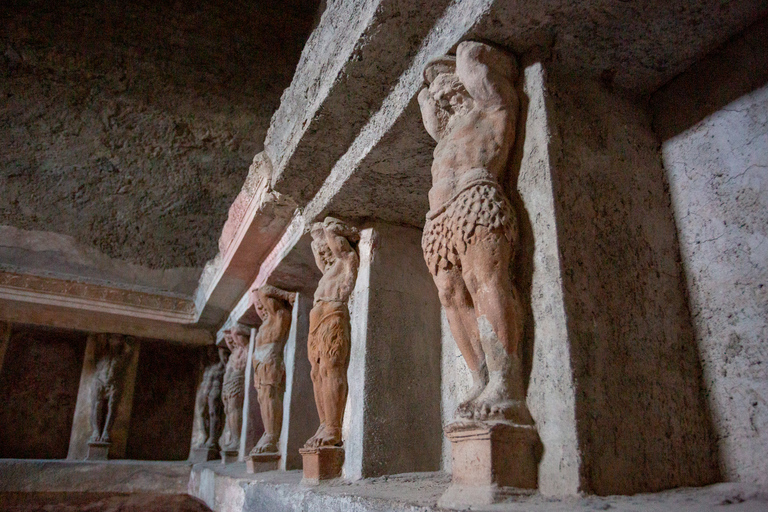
top-left (0, 0), bottom-right (320, 269)
top-left (659, 75), bottom-right (768, 484)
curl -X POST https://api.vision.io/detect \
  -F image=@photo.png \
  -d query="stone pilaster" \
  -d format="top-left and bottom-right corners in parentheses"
top-left (239, 327), bottom-right (262, 460)
top-left (343, 224), bottom-right (443, 479)
top-left (278, 293), bottom-right (316, 470)
top-left (507, 61), bottom-right (719, 495)
top-left (67, 334), bottom-right (140, 460)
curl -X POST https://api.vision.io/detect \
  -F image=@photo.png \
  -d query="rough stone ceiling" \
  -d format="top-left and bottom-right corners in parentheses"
top-left (0, 0), bottom-right (321, 270)
top-left (315, 1), bottom-right (768, 229)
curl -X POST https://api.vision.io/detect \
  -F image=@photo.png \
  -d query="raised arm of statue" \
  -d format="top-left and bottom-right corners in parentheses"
top-left (455, 41), bottom-right (516, 109)
top-left (261, 285), bottom-right (295, 307)
top-left (418, 87), bottom-right (444, 141)
top-left (310, 222), bottom-right (330, 273)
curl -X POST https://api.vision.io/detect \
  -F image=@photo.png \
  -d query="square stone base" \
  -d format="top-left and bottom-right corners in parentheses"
top-left (299, 446), bottom-right (344, 484)
top-left (85, 441), bottom-right (110, 461)
top-left (439, 421), bottom-right (539, 509)
top-left (246, 452), bottom-right (280, 473)
top-left (220, 449), bottom-right (239, 464)
top-left (189, 447), bottom-right (219, 463)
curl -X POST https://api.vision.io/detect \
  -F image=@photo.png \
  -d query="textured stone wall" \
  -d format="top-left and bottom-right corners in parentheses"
top-left (126, 341), bottom-right (199, 461)
top-left (656, 56), bottom-right (768, 484)
top-left (0, 325), bottom-right (86, 459)
top-left (546, 69), bottom-right (720, 495)
top-left (0, 0), bottom-right (319, 269)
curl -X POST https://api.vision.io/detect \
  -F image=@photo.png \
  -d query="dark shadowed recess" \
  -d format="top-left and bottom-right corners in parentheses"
top-left (125, 340), bottom-right (201, 461)
top-left (0, 325), bottom-right (87, 459)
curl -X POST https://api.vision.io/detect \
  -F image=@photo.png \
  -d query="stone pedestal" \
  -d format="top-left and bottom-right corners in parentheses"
top-left (85, 441), bottom-right (111, 461)
top-left (299, 446), bottom-right (344, 484)
top-left (220, 449), bottom-right (239, 464)
top-left (439, 421), bottom-right (538, 508)
top-left (247, 452), bottom-right (280, 473)
top-left (189, 447), bottom-right (219, 463)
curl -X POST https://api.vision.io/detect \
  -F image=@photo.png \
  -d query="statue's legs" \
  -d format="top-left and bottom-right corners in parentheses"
top-left (253, 384), bottom-right (283, 453)
top-left (459, 226), bottom-right (531, 423)
top-left (205, 392), bottom-right (222, 448)
top-left (89, 386), bottom-right (104, 442)
top-left (306, 304), bottom-right (350, 448)
top-left (431, 264), bottom-right (489, 417)
top-left (305, 307), bottom-right (328, 447)
top-left (102, 389), bottom-right (117, 442)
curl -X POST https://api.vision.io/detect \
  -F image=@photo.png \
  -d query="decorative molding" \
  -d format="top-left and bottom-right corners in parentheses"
top-left (0, 270), bottom-right (197, 323)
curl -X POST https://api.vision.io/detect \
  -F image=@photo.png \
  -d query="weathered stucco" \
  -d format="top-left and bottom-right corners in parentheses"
top-left (660, 83), bottom-right (768, 486)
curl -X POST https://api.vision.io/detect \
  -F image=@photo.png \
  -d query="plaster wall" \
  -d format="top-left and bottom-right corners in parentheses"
top-left (125, 341), bottom-right (199, 461)
top-left (545, 68), bottom-right (719, 494)
top-left (660, 83), bottom-right (768, 486)
top-left (344, 224), bottom-right (443, 479)
top-left (0, 325), bottom-right (85, 459)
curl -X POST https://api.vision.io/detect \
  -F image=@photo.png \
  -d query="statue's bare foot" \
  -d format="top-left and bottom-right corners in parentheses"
top-left (303, 423), bottom-right (326, 449)
top-left (465, 373), bottom-right (532, 424)
top-left (307, 426), bottom-right (342, 448)
top-left (251, 433), bottom-right (279, 454)
top-left (456, 364), bottom-right (489, 419)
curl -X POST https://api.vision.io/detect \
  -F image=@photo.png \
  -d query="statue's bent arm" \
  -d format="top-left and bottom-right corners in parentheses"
top-left (455, 41), bottom-right (515, 109)
top-left (418, 87), bottom-right (443, 141)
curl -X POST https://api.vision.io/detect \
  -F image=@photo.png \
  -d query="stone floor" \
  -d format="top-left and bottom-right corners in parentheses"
top-left (0, 459), bottom-right (193, 494)
top-left (2, 459), bottom-right (767, 512)
top-left (189, 462), bottom-right (768, 512)
top-left (0, 492), bottom-right (212, 512)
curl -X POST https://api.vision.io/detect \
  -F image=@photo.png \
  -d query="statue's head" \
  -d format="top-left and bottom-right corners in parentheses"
top-left (218, 346), bottom-right (230, 364)
top-left (324, 217), bottom-right (359, 243)
top-left (429, 72), bottom-right (471, 115)
top-left (232, 323), bottom-right (250, 346)
top-left (251, 288), bottom-right (268, 321)
top-left (310, 222), bottom-right (334, 271)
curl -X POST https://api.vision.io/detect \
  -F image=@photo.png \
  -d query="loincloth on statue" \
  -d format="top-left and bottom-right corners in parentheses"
top-left (422, 171), bottom-right (517, 275)
top-left (308, 300), bottom-right (351, 368)
top-left (254, 350), bottom-right (286, 391)
top-left (222, 370), bottom-right (245, 400)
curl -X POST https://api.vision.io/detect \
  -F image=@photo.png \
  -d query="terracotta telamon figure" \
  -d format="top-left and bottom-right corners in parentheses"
top-left (193, 346), bottom-right (228, 451)
top-left (304, 217), bottom-right (360, 448)
top-left (89, 334), bottom-right (135, 444)
top-left (249, 285), bottom-right (294, 455)
top-left (418, 41), bottom-right (532, 424)
top-left (221, 324), bottom-right (249, 451)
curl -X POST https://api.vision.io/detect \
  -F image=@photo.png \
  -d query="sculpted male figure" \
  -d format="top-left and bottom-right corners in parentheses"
top-left (304, 217), bottom-right (360, 448)
top-left (249, 285), bottom-right (294, 455)
top-left (89, 334), bottom-right (135, 444)
top-left (418, 41), bottom-right (531, 424)
top-left (221, 325), bottom-right (249, 451)
top-left (193, 346), bottom-right (227, 452)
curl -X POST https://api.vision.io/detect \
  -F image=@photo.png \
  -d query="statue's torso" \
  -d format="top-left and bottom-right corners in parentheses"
top-left (314, 257), bottom-right (358, 305)
top-left (430, 107), bottom-right (513, 210)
